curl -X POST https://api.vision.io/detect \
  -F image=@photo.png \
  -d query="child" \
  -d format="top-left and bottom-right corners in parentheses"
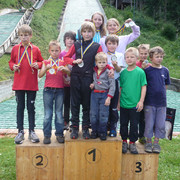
top-left (64, 21), bottom-right (103, 139)
top-left (90, 52), bottom-right (115, 140)
top-left (144, 46), bottom-right (170, 153)
top-left (59, 31), bottom-right (76, 130)
top-left (118, 47), bottom-right (147, 154)
top-left (136, 44), bottom-right (151, 144)
top-left (39, 40), bottom-right (70, 144)
top-left (136, 44), bottom-right (151, 69)
top-left (99, 18), bottom-right (140, 54)
top-left (8, 24), bottom-right (43, 144)
top-left (76, 12), bottom-right (106, 43)
top-left (105, 34), bottom-right (125, 137)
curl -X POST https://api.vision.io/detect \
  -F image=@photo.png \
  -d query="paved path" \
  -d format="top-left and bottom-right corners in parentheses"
top-left (0, 0), bottom-right (180, 133)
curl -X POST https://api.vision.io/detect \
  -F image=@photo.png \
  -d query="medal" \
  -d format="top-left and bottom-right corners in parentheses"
top-left (78, 61), bottom-right (84, 68)
top-left (129, 21), bottom-right (135, 27)
top-left (125, 23), bottom-right (130, 27)
top-left (49, 68), bottom-right (55, 74)
top-left (111, 55), bottom-right (117, 61)
top-left (144, 60), bottom-right (149, 64)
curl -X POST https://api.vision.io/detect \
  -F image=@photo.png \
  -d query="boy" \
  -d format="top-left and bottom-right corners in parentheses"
top-left (90, 52), bottom-right (115, 140)
top-left (59, 31), bottom-right (76, 130)
top-left (64, 21), bottom-right (105, 139)
top-left (39, 40), bottom-right (70, 144)
top-left (136, 44), bottom-right (151, 144)
top-left (119, 47), bottom-right (147, 154)
top-left (105, 34), bottom-right (125, 137)
top-left (9, 24), bottom-right (43, 144)
top-left (144, 46), bottom-right (170, 153)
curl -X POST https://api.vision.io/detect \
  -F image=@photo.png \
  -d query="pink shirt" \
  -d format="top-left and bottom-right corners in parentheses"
top-left (99, 24), bottom-right (140, 54)
top-left (44, 59), bottom-right (65, 88)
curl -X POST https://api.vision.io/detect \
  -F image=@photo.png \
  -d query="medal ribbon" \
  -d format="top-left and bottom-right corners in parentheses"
top-left (18, 43), bottom-right (33, 66)
top-left (81, 40), bottom-right (94, 59)
top-left (107, 51), bottom-right (115, 55)
top-left (115, 24), bottom-right (126, 36)
top-left (48, 57), bottom-right (60, 74)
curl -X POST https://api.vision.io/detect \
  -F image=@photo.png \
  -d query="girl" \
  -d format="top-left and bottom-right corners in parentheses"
top-left (99, 18), bottom-right (140, 54)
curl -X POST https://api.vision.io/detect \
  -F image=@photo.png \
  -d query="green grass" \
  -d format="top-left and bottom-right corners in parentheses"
top-left (0, 0), bottom-right (65, 81)
top-left (0, 137), bottom-right (16, 180)
top-left (0, 136), bottom-right (179, 179)
top-left (100, 0), bottom-right (180, 79)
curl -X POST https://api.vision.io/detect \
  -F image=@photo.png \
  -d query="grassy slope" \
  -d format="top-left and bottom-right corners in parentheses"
top-left (100, 0), bottom-right (180, 79)
top-left (0, 0), bottom-right (65, 81)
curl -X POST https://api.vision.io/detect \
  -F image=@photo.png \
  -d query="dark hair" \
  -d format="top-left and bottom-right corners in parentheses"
top-left (63, 31), bottom-right (76, 46)
top-left (105, 34), bottom-right (119, 46)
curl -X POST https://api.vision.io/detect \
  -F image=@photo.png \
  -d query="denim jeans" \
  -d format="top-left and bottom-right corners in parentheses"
top-left (43, 88), bottom-right (64, 137)
top-left (15, 90), bottom-right (36, 131)
top-left (90, 91), bottom-right (109, 134)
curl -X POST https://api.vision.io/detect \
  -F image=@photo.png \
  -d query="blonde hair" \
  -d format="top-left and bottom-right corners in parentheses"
top-left (105, 34), bottom-right (119, 45)
top-left (49, 40), bottom-right (61, 50)
top-left (149, 46), bottom-right (165, 58)
top-left (125, 47), bottom-right (139, 57)
top-left (95, 52), bottom-right (107, 62)
top-left (18, 24), bottom-right (32, 36)
top-left (91, 12), bottom-right (106, 37)
top-left (81, 22), bottom-right (95, 37)
top-left (107, 18), bottom-right (120, 29)
top-left (138, 44), bottom-right (150, 51)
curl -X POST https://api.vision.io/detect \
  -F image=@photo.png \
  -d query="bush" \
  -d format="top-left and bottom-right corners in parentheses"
top-left (161, 23), bottom-right (176, 41)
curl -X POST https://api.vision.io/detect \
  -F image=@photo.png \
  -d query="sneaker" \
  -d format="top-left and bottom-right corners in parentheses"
top-left (139, 137), bottom-right (146, 144)
top-left (99, 133), bottom-right (107, 141)
top-left (70, 128), bottom-right (79, 139)
top-left (129, 143), bottom-right (138, 154)
top-left (56, 135), bottom-right (64, 143)
top-left (145, 142), bottom-right (152, 153)
top-left (152, 143), bottom-right (161, 153)
top-left (43, 136), bottom-right (51, 144)
top-left (14, 130), bottom-right (24, 144)
top-left (28, 130), bottom-right (40, 143)
top-left (122, 142), bottom-right (128, 153)
top-left (90, 131), bottom-right (98, 139)
top-left (109, 130), bottom-right (117, 137)
top-left (82, 129), bottom-right (90, 139)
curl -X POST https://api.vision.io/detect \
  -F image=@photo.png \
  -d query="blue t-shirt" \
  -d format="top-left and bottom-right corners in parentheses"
top-left (144, 66), bottom-right (170, 107)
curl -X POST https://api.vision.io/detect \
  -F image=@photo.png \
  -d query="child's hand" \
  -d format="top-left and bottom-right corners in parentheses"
top-left (112, 60), bottom-right (118, 66)
top-left (117, 102), bottom-right (120, 111)
top-left (136, 101), bottom-right (143, 112)
top-left (108, 69), bottom-right (114, 78)
top-left (125, 18), bottom-right (132, 23)
top-left (58, 66), bottom-right (65, 71)
top-left (90, 83), bottom-right (94, 89)
top-left (73, 59), bottom-right (83, 64)
top-left (105, 97), bottom-right (111, 106)
top-left (85, 19), bottom-right (92, 22)
top-left (142, 62), bottom-right (149, 69)
top-left (46, 64), bottom-right (52, 70)
top-left (31, 62), bottom-right (39, 69)
top-left (13, 64), bottom-right (20, 71)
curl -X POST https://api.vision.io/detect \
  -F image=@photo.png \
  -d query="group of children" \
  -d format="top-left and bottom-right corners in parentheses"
top-left (9, 11), bottom-right (170, 155)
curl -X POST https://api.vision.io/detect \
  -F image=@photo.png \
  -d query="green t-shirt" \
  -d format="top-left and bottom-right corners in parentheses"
top-left (120, 66), bottom-right (147, 109)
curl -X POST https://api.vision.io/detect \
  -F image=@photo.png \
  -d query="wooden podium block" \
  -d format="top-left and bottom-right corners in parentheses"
top-left (64, 131), bottom-right (122, 180)
top-left (121, 143), bottom-right (159, 180)
top-left (16, 130), bottom-right (64, 180)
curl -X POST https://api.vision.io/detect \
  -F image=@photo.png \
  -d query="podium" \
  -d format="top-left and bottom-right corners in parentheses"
top-left (16, 130), bottom-right (159, 180)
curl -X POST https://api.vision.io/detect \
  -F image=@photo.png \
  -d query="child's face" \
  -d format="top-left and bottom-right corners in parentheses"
top-left (139, 48), bottom-right (149, 62)
top-left (81, 29), bottom-right (94, 41)
top-left (106, 40), bottom-right (118, 53)
top-left (151, 53), bottom-right (163, 67)
top-left (19, 32), bottom-right (32, 46)
top-left (107, 21), bottom-right (119, 34)
top-left (92, 14), bottom-right (103, 29)
top-left (49, 45), bottom-right (61, 59)
top-left (125, 52), bottom-right (138, 66)
top-left (65, 37), bottom-right (75, 48)
top-left (96, 58), bottom-right (107, 70)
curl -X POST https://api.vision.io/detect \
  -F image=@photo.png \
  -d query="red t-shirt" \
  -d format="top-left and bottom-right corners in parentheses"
top-left (43, 59), bottom-right (65, 88)
top-left (9, 43), bottom-right (43, 91)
